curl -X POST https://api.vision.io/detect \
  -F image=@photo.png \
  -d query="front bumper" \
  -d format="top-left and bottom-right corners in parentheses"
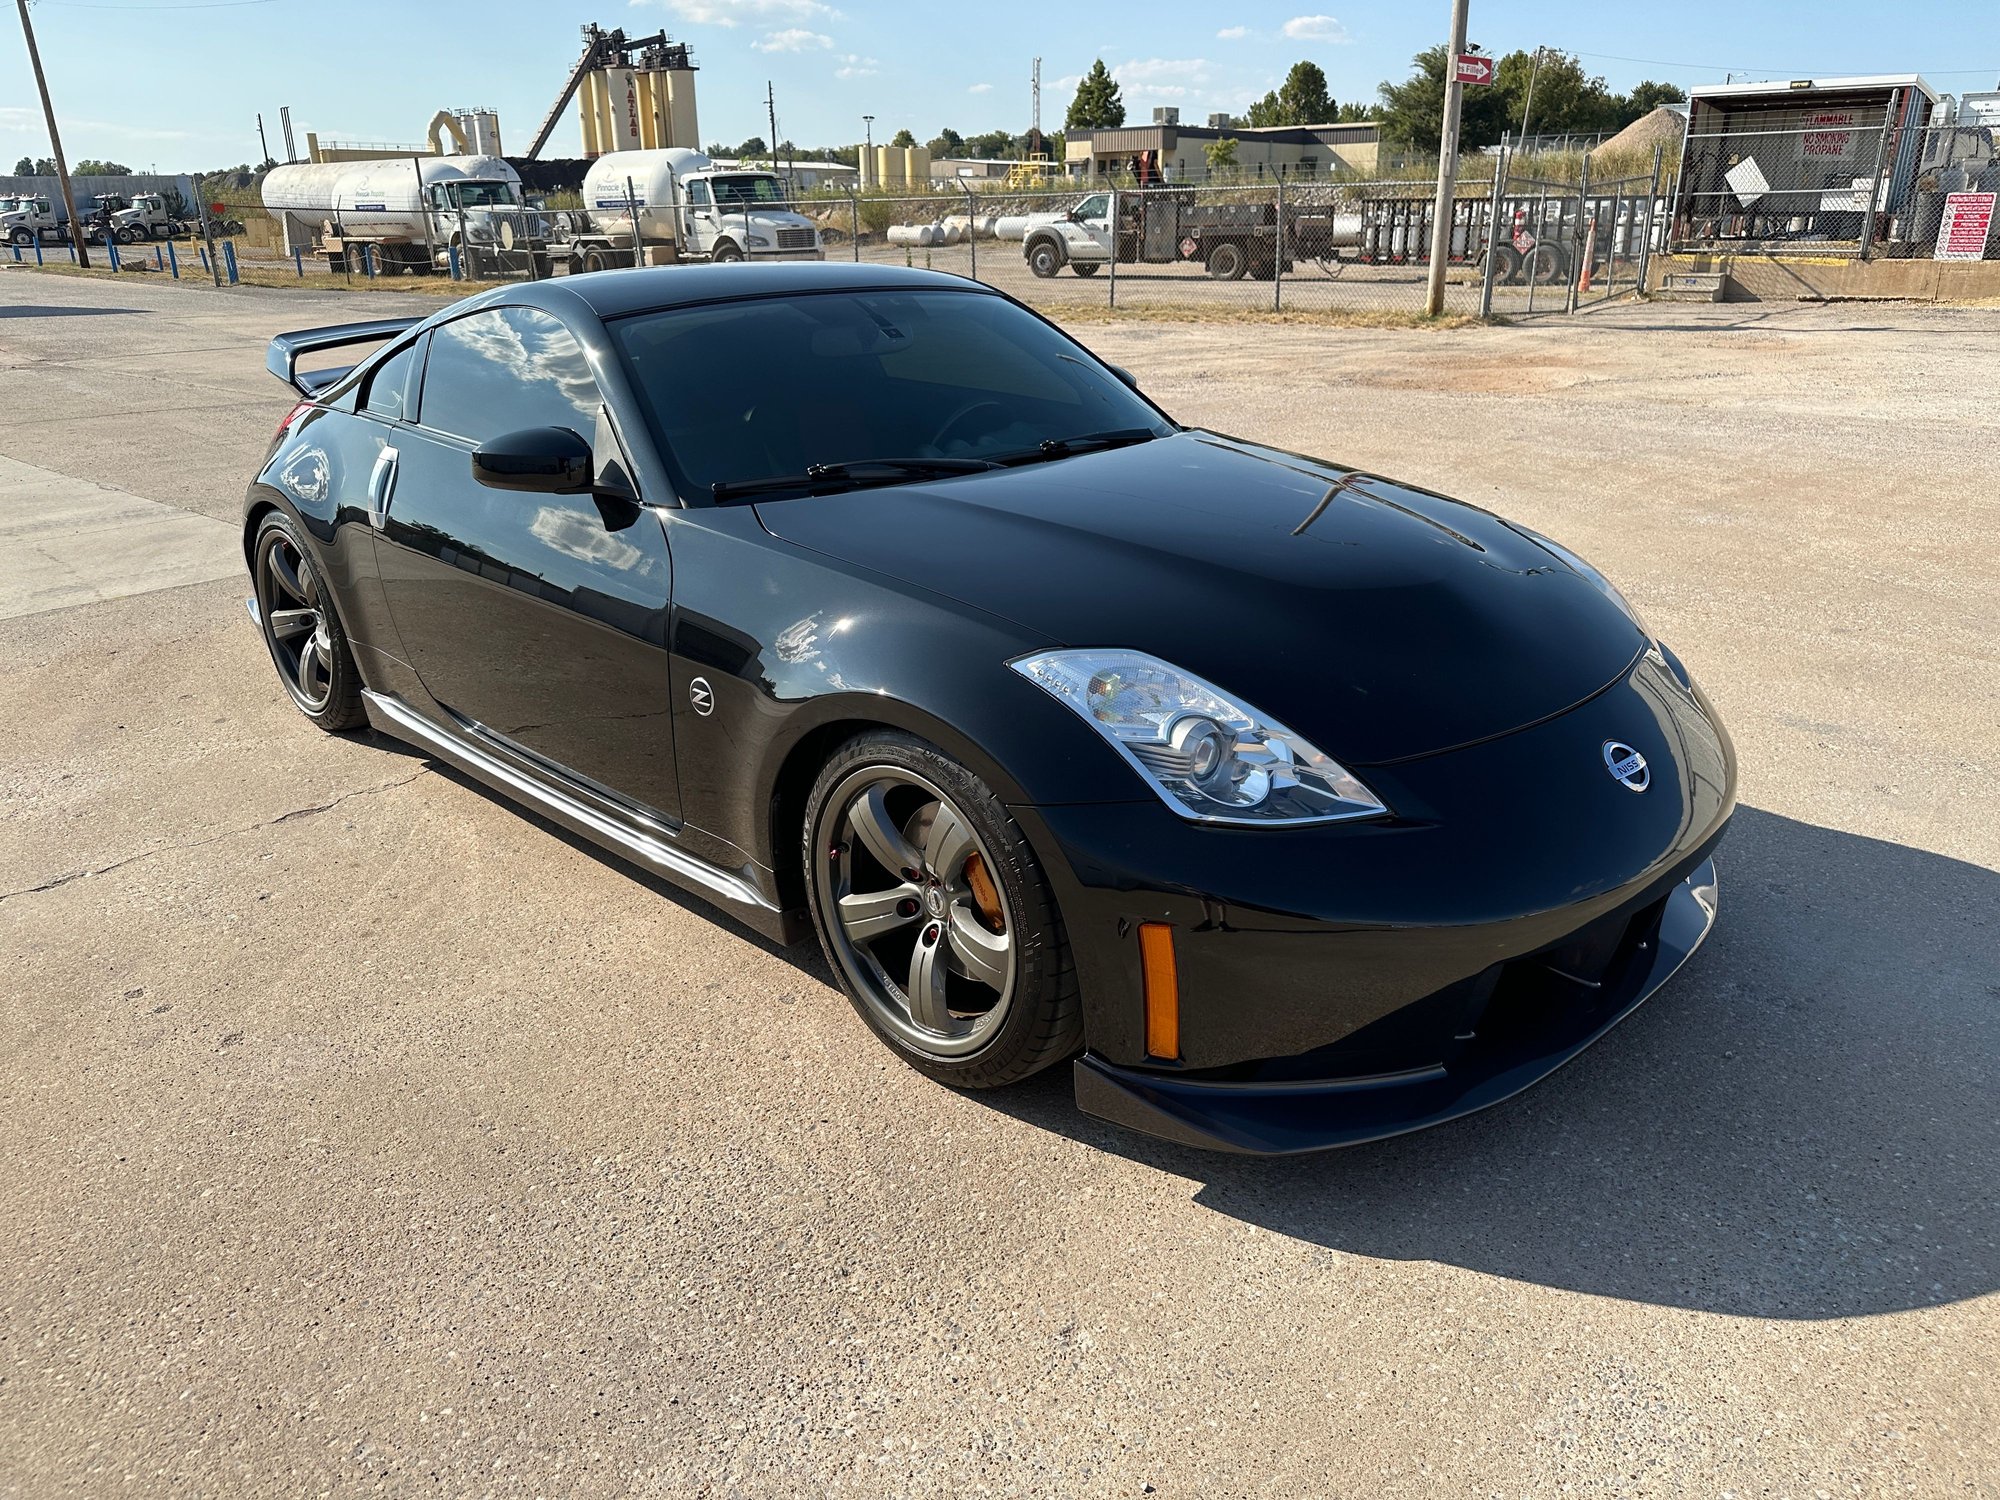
top-left (1076, 855), bottom-right (1719, 1155)
top-left (1015, 649), bottom-right (1736, 1155)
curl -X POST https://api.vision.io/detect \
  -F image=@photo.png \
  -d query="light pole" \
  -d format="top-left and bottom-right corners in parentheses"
top-left (1518, 45), bottom-right (1546, 150)
top-left (861, 113), bottom-right (874, 190)
top-left (13, 0), bottom-right (90, 268)
top-left (1422, 0), bottom-right (1471, 317)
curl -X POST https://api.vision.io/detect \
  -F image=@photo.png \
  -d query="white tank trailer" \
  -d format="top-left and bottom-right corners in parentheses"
top-left (262, 154), bottom-right (542, 272)
top-left (556, 149), bottom-right (821, 271)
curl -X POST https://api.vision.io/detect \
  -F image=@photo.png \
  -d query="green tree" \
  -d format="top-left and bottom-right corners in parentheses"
top-left (926, 127), bottom-right (964, 157)
top-left (72, 158), bottom-right (132, 175)
top-left (12, 157), bottom-right (33, 175)
top-left (732, 136), bottom-right (769, 159)
top-left (1065, 59), bottom-right (1125, 131)
top-left (1490, 48), bottom-right (1622, 138)
top-left (1376, 44), bottom-right (1510, 150)
top-left (1621, 80), bottom-right (1687, 118)
top-left (1203, 137), bottom-right (1239, 175)
top-left (888, 128), bottom-right (917, 149)
top-left (1336, 101), bottom-right (1373, 123)
top-left (1247, 60), bottom-right (1336, 127)
top-left (965, 128), bottom-right (1017, 158)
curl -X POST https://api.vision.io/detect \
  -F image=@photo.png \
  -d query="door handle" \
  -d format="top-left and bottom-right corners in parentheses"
top-left (366, 445), bottom-right (399, 531)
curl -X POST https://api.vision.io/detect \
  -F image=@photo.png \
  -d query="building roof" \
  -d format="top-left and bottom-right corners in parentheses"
top-left (1687, 74), bottom-right (1937, 103)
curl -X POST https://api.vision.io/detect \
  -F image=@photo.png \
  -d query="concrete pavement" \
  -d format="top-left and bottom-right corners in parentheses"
top-left (1, 267), bottom-right (1995, 1498)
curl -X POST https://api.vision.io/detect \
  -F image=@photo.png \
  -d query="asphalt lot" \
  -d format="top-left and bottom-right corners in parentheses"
top-left (2, 267), bottom-right (1996, 1498)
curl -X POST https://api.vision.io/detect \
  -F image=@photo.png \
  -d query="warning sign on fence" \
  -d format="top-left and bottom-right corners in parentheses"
top-left (1934, 192), bottom-right (1996, 261)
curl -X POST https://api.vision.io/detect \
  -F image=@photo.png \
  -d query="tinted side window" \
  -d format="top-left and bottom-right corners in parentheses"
top-left (362, 341), bottom-right (416, 419)
top-left (416, 307), bottom-right (601, 443)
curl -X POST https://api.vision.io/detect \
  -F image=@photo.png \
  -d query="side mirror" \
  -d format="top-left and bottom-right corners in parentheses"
top-left (1106, 364), bottom-right (1141, 392)
top-left (470, 427), bottom-right (593, 494)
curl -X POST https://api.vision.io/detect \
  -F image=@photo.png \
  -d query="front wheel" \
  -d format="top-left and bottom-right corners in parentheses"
top-left (8, 228), bottom-right (30, 247)
top-left (711, 242), bottom-right (744, 263)
top-left (251, 511), bottom-right (366, 731)
top-left (1026, 238), bottom-right (1064, 278)
top-left (804, 731), bottom-right (1081, 1089)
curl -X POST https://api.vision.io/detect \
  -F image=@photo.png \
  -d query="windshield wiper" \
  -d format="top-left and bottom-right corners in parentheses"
top-left (989, 428), bottom-right (1161, 468)
top-left (711, 456), bottom-right (996, 503)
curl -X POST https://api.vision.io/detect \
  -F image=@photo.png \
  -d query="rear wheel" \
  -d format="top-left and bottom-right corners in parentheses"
top-left (1071, 261), bottom-right (1100, 277)
top-left (1523, 243), bottom-right (1567, 285)
top-left (251, 511), bottom-right (365, 731)
top-left (1205, 240), bottom-right (1248, 280)
top-left (804, 731), bottom-right (1081, 1088)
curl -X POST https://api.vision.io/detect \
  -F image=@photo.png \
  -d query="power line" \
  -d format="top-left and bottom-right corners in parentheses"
top-left (40, 0), bottom-right (283, 10)
top-left (1573, 48), bottom-right (1999, 79)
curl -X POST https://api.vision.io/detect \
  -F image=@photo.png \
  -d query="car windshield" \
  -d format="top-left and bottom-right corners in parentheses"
top-left (456, 181), bottom-right (519, 207)
top-left (609, 288), bottom-right (1171, 499)
top-left (708, 175), bottom-right (786, 208)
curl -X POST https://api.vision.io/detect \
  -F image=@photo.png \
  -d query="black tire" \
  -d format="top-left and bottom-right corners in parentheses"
top-left (711, 242), bottom-right (744, 263)
top-left (803, 730), bottom-right (1082, 1090)
top-left (1523, 243), bottom-right (1567, 285)
top-left (1071, 261), bottom-right (1100, 277)
top-left (582, 249), bottom-right (607, 274)
top-left (1026, 237), bottom-right (1064, 278)
top-left (1206, 240), bottom-right (1248, 280)
top-left (1483, 243), bottom-right (1523, 286)
top-left (250, 510), bottom-right (366, 732)
top-left (8, 228), bottom-right (30, 247)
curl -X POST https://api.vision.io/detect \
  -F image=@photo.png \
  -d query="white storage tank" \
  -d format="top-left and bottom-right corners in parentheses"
top-left (581, 148), bottom-right (711, 242)
top-left (262, 154), bottom-right (522, 246)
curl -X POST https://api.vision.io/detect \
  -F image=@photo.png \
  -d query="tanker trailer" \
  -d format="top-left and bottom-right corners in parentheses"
top-left (261, 155), bottom-right (548, 275)
top-left (553, 149), bottom-right (821, 271)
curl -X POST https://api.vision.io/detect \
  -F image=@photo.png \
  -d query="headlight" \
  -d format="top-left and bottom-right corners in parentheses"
top-left (747, 233), bottom-right (772, 247)
top-left (1011, 650), bottom-right (1388, 826)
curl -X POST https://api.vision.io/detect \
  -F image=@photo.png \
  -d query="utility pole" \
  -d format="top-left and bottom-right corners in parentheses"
top-left (861, 113), bottom-right (874, 191)
top-left (1423, 0), bottom-right (1471, 316)
top-left (13, 0), bottom-right (90, 268)
top-left (1518, 45), bottom-right (1544, 152)
top-left (256, 111), bottom-right (272, 167)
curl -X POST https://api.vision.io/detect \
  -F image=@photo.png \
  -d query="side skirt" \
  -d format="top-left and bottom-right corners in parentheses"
top-left (361, 690), bottom-right (806, 945)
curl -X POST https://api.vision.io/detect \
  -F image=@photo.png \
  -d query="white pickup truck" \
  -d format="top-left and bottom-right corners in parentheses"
top-left (1020, 192), bottom-right (1113, 278)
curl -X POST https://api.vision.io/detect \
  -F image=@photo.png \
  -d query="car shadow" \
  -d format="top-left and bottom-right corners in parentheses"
top-left (0, 305), bottom-right (145, 318)
top-left (966, 806), bottom-right (2000, 1321)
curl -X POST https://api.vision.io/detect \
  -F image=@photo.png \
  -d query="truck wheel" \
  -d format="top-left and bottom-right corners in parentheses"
top-left (1482, 244), bottom-right (1523, 286)
top-left (1071, 262), bottom-right (1099, 277)
top-left (582, 249), bottom-right (607, 274)
top-left (1523, 243), bottom-right (1566, 285)
top-left (1026, 238), bottom-right (1063, 278)
top-left (711, 242), bottom-right (743, 263)
top-left (8, 228), bottom-right (29, 247)
top-left (1206, 241), bottom-right (1248, 280)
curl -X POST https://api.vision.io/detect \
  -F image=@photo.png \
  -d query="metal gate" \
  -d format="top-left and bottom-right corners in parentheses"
top-left (1480, 149), bottom-right (1670, 316)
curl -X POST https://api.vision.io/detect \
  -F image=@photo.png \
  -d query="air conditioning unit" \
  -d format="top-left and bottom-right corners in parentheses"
top-left (1153, 107), bottom-right (1180, 125)
top-left (1207, 113), bottom-right (1232, 129)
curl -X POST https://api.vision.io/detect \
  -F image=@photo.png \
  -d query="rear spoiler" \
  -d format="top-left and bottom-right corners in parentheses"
top-left (265, 317), bottom-right (422, 395)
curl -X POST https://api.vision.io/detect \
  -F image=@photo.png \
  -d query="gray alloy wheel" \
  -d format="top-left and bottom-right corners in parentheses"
top-left (252, 514), bottom-right (365, 731)
top-left (813, 765), bottom-right (1017, 1058)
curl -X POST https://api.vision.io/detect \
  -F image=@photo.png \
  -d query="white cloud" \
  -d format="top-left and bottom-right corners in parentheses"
top-left (968, 82), bottom-right (993, 94)
top-left (1052, 76), bottom-right (1081, 91)
top-left (753, 27), bottom-right (831, 50)
top-left (650, 0), bottom-right (842, 28)
top-left (1216, 25), bottom-right (1248, 39)
top-left (1281, 14), bottom-right (1352, 42)
top-left (835, 53), bottom-right (878, 79)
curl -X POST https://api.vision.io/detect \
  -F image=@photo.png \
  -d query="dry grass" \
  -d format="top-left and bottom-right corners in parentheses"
top-left (1053, 301), bottom-right (1489, 330)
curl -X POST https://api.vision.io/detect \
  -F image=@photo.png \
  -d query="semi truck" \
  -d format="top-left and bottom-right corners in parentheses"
top-left (1, 195), bottom-right (64, 246)
top-left (261, 154), bottom-right (546, 274)
top-left (548, 149), bottom-right (822, 272)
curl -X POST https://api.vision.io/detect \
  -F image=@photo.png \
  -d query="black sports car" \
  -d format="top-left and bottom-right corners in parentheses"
top-left (246, 264), bottom-right (1735, 1155)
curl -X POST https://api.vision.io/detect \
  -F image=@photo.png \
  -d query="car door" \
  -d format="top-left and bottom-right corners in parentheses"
top-left (683, 179), bottom-right (715, 256)
top-left (1070, 193), bottom-right (1113, 261)
top-left (372, 304), bottom-right (679, 820)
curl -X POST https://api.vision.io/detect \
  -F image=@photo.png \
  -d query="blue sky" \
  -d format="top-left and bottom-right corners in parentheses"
top-left (4, 0), bottom-right (1998, 170)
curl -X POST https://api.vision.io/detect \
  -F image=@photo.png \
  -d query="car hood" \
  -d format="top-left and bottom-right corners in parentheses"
top-left (755, 430), bottom-right (1647, 765)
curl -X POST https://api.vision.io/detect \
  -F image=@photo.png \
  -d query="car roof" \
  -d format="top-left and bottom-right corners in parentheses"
top-left (527, 261), bottom-right (998, 321)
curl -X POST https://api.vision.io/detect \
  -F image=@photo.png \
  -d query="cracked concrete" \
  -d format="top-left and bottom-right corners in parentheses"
top-left (1, 269), bottom-right (1996, 1500)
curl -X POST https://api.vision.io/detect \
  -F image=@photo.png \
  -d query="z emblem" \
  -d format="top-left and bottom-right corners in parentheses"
top-left (689, 677), bottom-right (715, 717)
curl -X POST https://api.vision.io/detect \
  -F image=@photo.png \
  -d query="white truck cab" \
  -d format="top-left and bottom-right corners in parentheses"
top-left (1022, 192), bottom-right (1113, 277)
top-left (574, 150), bottom-right (822, 269)
top-left (1, 195), bottom-right (62, 245)
top-left (109, 193), bottom-right (175, 241)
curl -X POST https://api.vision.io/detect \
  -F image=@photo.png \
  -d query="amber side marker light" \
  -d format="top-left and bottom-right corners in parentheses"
top-left (1139, 922), bottom-right (1180, 1061)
